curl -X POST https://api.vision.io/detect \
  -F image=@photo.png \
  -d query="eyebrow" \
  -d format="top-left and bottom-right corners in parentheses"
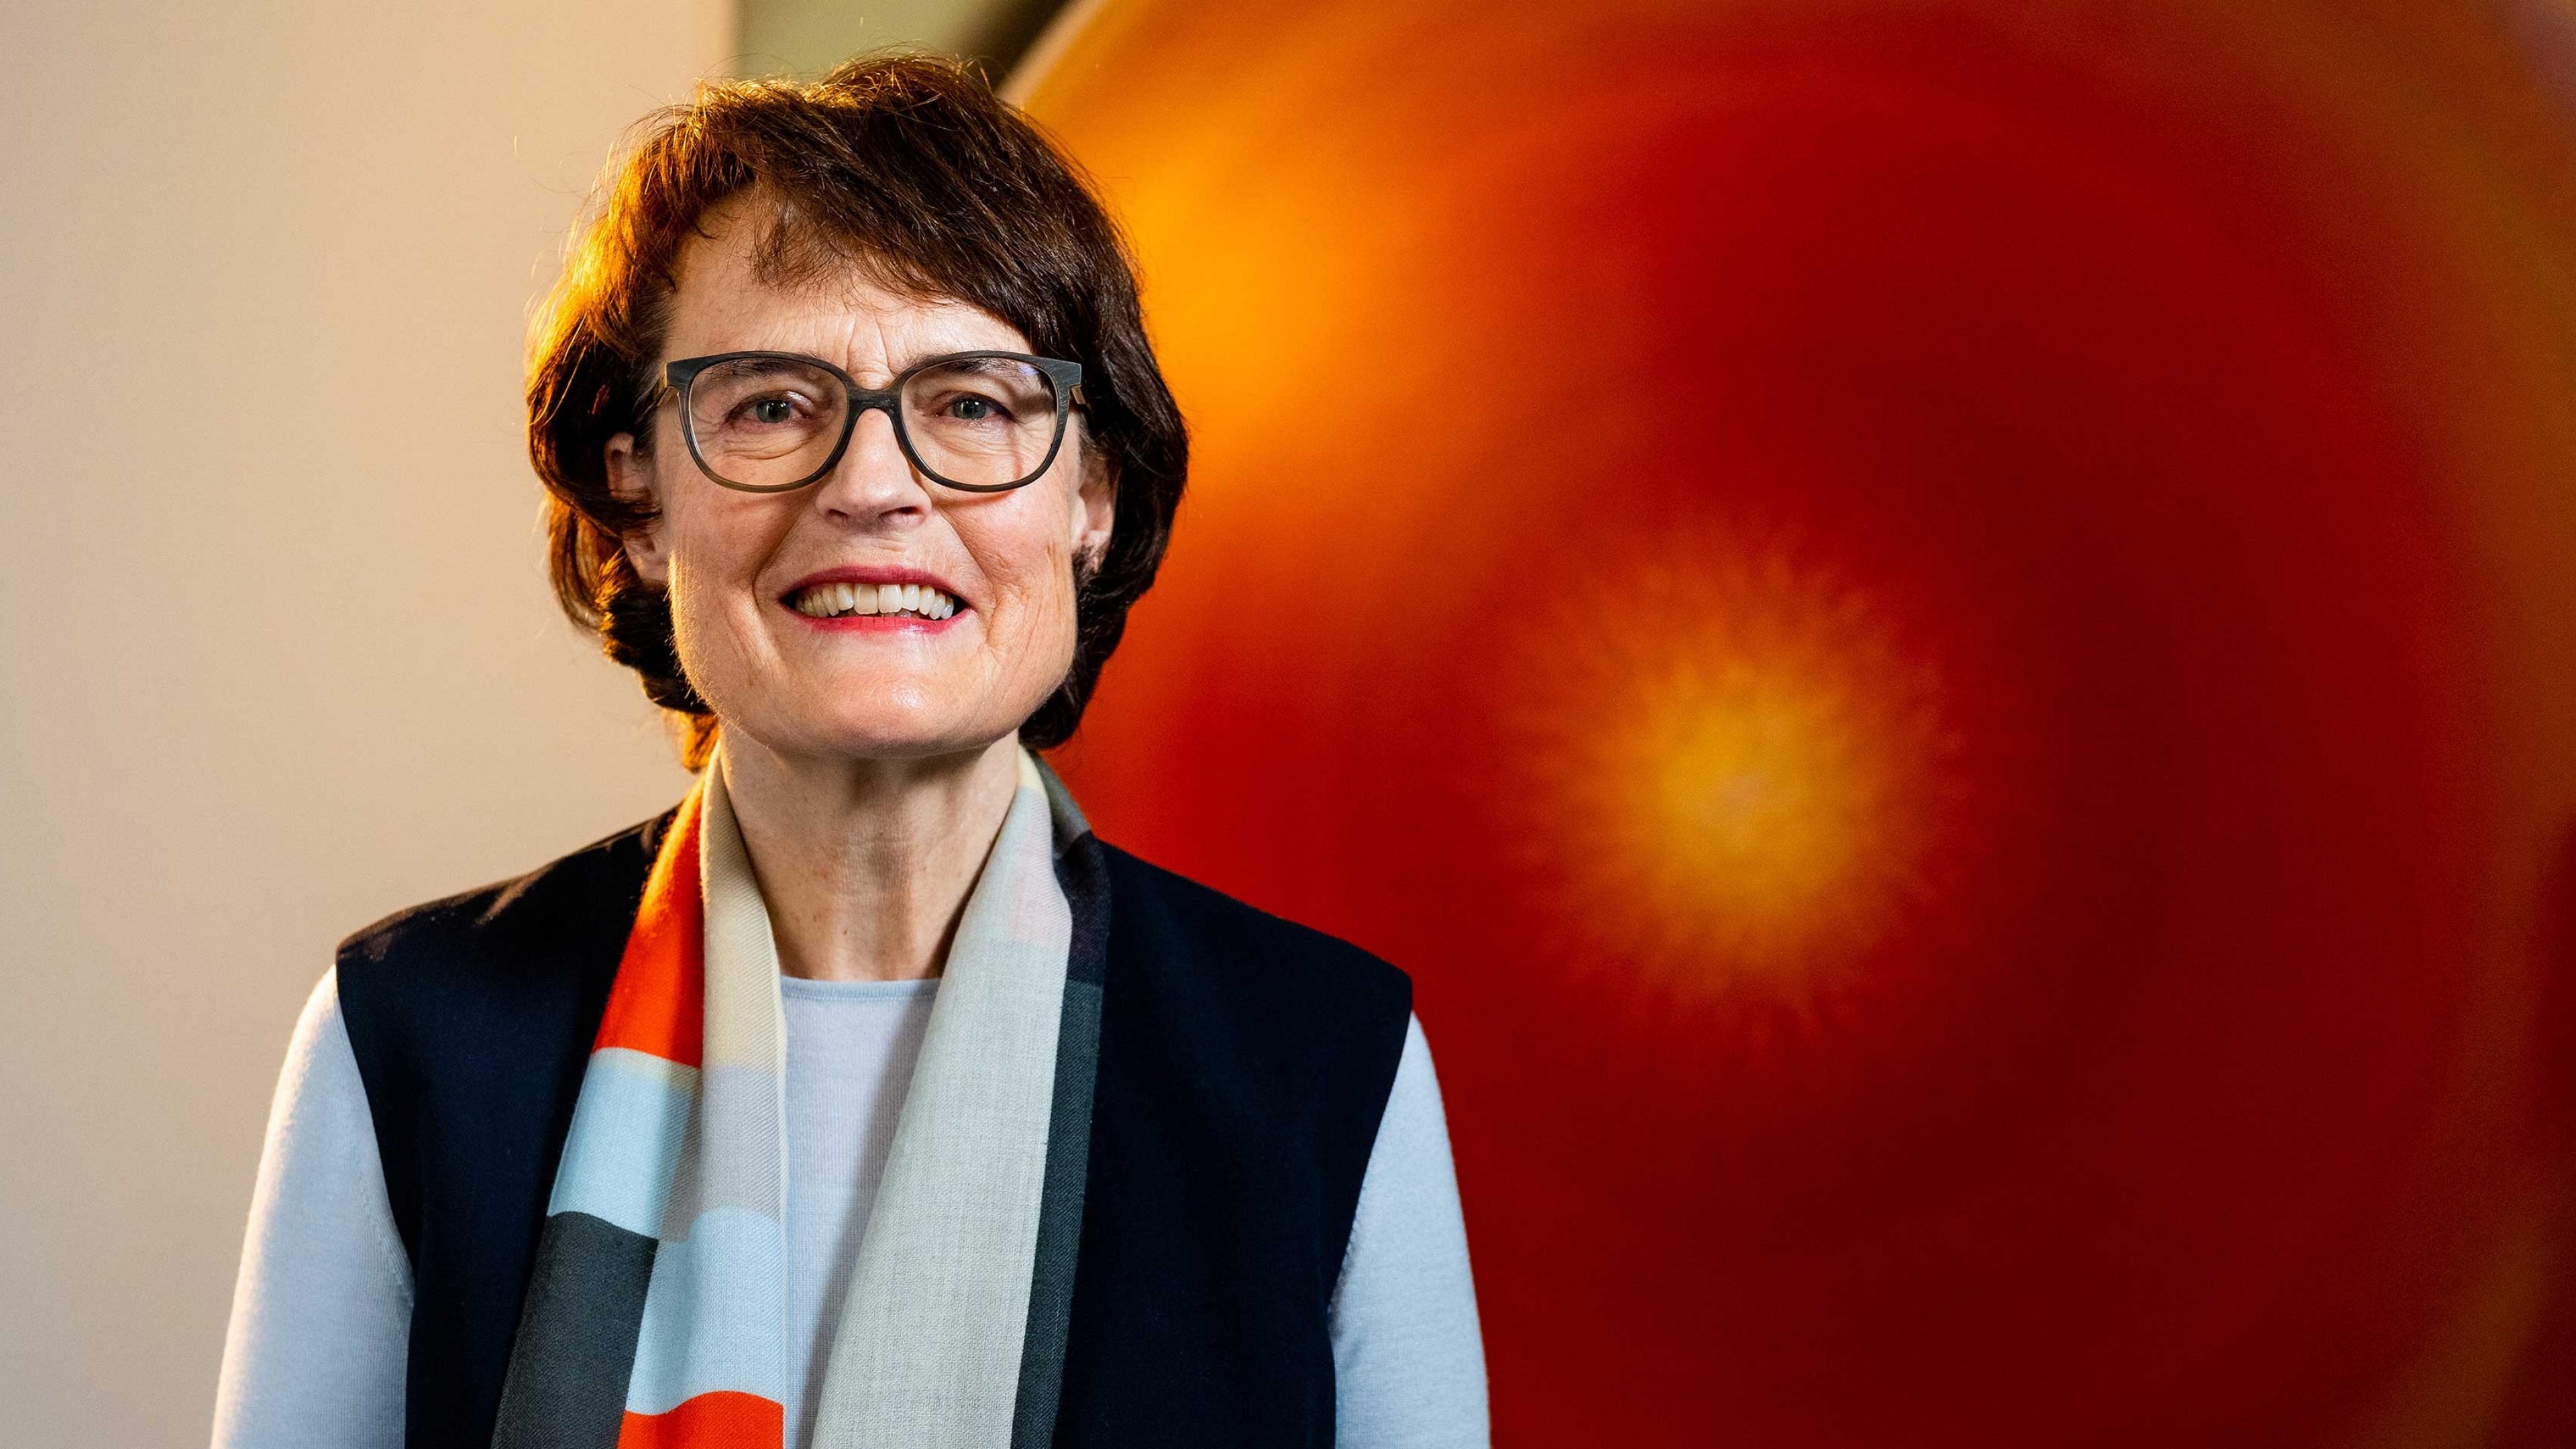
top-left (731, 350), bottom-right (1039, 379)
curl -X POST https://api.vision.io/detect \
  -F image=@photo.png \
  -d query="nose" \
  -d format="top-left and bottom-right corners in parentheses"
top-left (810, 403), bottom-right (932, 528)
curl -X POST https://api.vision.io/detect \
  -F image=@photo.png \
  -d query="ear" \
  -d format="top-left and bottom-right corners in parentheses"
top-left (1070, 444), bottom-right (1119, 582)
top-left (605, 431), bottom-right (673, 588)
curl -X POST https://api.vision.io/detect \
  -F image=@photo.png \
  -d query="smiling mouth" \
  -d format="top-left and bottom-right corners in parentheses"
top-left (786, 581), bottom-right (960, 621)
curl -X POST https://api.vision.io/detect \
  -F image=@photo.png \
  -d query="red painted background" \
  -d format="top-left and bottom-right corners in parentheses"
top-left (1019, 3), bottom-right (2576, 1441)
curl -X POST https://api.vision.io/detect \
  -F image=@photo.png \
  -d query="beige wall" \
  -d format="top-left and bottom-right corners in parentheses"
top-left (0, 2), bottom-right (729, 1440)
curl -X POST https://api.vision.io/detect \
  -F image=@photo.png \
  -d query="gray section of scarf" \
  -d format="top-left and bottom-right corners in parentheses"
top-left (1010, 821), bottom-right (1112, 1448)
top-left (490, 1210), bottom-right (657, 1449)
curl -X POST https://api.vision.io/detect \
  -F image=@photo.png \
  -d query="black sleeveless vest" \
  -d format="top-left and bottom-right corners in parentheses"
top-left (334, 810), bottom-right (1411, 1448)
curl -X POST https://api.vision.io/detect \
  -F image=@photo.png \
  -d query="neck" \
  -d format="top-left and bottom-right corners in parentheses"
top-left (716, 730), bottom-right (1024, 982)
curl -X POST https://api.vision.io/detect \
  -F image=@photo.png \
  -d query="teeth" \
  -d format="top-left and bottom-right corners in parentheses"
top-left (792, 581), bottom-right (959, 621)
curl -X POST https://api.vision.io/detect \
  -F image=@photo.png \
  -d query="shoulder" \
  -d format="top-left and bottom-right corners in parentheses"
top-left (333, 808), bottom-right (678, 1099)
top-left (1091, 840), bottom-right (1413, 1080)
top-left (335, 808), bottom-right (677, 984)
top-left (1095, 839), bottom-right (1412, 1008)
top-left (1079, 841), bottom-right (1415, 1317)
top-left (329, 809), bottom-right (680, 1252)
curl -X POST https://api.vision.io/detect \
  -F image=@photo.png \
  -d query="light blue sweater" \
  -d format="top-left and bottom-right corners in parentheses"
top-left (212, 969), bottom-right (1491, 1447)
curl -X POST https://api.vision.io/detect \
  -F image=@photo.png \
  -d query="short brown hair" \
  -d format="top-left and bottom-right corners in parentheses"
top-left (528, 53), bottom-right (1187, 767)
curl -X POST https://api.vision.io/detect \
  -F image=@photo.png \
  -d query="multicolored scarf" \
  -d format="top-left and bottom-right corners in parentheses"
top-left (490, 745), bottom-right (1101, 1448)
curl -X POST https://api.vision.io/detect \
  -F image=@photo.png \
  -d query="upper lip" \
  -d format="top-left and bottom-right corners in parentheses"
top-left (778, 565), bottom-right (969, 608)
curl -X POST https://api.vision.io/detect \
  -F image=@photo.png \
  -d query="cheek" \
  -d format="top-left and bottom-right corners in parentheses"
top-left (660, 492), bottom-right (785, 675)
top-left (981, 513), bottom-right (1083, 659)
top-left (662, 491), bottom-right (771, 600)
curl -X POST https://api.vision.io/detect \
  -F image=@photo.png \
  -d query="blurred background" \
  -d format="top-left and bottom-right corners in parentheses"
top-left (8, 0), bottom-right (2576, 1444)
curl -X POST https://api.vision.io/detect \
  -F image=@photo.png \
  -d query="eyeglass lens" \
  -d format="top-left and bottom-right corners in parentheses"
top-left (682, 356), bottom-right (1066, 489)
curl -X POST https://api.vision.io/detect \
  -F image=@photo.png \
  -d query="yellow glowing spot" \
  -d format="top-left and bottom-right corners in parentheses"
top-left (1630, 663), bottom-right (1890, 926)
top-left (1507, 534), bottom-right (1955, 999)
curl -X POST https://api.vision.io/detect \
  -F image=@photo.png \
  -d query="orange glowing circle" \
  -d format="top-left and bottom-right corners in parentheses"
top-left (1020, 4), bottom-right (2576, 1440)
top-left (1503, 528), bottom-right (1958, 998)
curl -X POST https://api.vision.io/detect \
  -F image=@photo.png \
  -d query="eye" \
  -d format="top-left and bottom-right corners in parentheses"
top-left (716, 386), bottom-right (820, 431)
top-left (946, 394), bottom-right (1002, 421)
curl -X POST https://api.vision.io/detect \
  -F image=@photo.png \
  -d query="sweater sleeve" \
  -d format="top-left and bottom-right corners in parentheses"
top-left (1329, 1012), bottom-right (1492, 1448)
top-left (211, 967), bottom-right (411, 1449)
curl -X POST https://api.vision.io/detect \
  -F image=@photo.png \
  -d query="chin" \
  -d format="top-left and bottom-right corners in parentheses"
top-left (750, 695), bottom-right (1018, 763)
top-left (706, 661), bottom-right (1050, 764)
top-left (826, 725), bottom-right (1007, 761)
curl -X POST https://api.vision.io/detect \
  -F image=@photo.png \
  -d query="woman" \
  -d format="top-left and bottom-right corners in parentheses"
top-left (213, 55), bottom-right (1486, 1449)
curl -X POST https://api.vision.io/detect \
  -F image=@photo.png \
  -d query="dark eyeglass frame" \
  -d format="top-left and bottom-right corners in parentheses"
top-left (651, 349), bottom-right (1088, 494)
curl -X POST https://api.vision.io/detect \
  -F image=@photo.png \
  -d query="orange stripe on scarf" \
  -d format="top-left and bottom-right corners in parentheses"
top-left (592, 786), bottom-right (707, 1069)
top-left (614, 1389), bottom-right (783, 1448)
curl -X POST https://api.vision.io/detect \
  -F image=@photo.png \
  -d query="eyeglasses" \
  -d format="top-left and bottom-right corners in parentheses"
top-left (653, 350), bottom-right (1087, 494)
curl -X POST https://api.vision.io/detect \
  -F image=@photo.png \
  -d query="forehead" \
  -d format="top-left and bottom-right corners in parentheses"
top-left (660, 194), bottom-right (1032, 372)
